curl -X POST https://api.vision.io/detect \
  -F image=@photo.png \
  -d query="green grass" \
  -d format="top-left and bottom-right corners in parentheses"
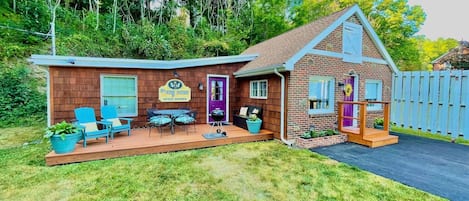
top-left (0, 126), bottom-right (446, 201)
top-left (391, 126), bottom-right (469, 146)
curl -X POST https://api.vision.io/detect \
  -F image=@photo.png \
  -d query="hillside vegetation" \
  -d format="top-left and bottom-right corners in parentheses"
top-left (0, 0), bottom-right (457, 127)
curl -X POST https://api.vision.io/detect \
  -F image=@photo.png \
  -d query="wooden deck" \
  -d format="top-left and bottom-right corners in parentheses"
top-left (45, 124), bottom-right (274, 166)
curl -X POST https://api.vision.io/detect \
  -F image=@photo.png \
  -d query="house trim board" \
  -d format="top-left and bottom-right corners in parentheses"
top-left (308, 49), bottom-right (388, 65)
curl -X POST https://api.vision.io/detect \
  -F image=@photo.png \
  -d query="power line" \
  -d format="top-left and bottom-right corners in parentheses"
top-left (0, 24), bottom-right (51, 38)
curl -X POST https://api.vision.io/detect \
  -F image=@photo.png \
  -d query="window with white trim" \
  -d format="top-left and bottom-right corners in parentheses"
top-left (250, 80), bottom-right (268, 99)
top-left (101, 75), bottom-right (138, 116)
top-left (365, 79), bottom-right (382, 111)
top-left (343, 22), bottom-right (363, 63)
top-left (309, 76), bottom-right (335, 114)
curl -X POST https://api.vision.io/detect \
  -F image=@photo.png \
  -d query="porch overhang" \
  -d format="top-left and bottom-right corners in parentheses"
top-left (29, 54), bottom-right (258, 69)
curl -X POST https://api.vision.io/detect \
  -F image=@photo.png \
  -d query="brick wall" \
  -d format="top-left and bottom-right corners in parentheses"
top-left (49, 62), bottom-right (246, 127)
top-left (286, 16), bottom-right (393, 140)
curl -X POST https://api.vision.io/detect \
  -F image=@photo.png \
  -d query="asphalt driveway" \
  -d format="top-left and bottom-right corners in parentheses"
top-left (311, 132), bottom-right (469, 201)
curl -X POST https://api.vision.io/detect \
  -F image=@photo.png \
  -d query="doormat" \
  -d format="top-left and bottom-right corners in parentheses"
top-left (203, 133), bottom-right (227, 140)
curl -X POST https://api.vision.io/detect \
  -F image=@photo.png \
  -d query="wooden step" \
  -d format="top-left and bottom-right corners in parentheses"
top-left (346, 133), bottom-right (398, 148)
top-left (362, 129), bottom-right (389, 138)
top-left (364, 135), bottom-right (399, 148)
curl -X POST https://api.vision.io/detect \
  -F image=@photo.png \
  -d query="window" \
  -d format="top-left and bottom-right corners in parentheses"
top-left (250, 80), bottom-right (268, 99)
top-left (211, 80), bottom-right (223, 101)
top-left (101, 75), bottom-right (138, 116)
top-left (365, 79), bottom-right (382, 111)
top-left (309, 76), bottom-right (335, 114)
top-left (342, 22), bottom-right (363, 63)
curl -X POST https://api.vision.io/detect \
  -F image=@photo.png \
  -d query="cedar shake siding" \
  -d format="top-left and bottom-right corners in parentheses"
top-left (234, 75), bottom-right (283, 139)
top-left (49, 62), bottom-right (247, 127)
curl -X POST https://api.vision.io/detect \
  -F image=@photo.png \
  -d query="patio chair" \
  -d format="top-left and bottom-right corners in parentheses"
top-left (148, 115), bottom-right (172, 137)
top-left (174, 111), bottom-right (197, 134)
top-left (74, 107), bottom-right (111, 147)
top-left (101, 105), bottom-right (133, 139)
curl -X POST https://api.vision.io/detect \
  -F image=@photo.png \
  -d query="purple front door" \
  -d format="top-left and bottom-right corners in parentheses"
top-left (208, 76), bottom-right (228, 122)
top-left (343, 77), bottom-right (355, 127)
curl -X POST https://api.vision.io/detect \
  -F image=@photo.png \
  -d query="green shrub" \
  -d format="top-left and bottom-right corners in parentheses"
top-left (0, 65), bottom-right (46, 127)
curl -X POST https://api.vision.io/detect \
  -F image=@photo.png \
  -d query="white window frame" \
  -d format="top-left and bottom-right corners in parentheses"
top-left (365, 79), bottom-right (382, 111)
top-left (308, 76), bottom-right (335, 114)
top-left (250, 80), bottom-right (268, 99)
top-left (342, 22), bottom-right (363, 63)
top-left (100, 74), bottom-right (138, 117)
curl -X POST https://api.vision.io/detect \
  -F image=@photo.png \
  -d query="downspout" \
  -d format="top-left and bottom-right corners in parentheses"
top-left (274, 68), bottom-right (293, 146)
top-left (37, 66), bottom-right (51, 127)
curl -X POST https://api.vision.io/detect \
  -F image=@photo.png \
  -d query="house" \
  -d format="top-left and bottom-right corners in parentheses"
top-left (432, 41), bottom-right (469, 70)
top-left (30, 5), bottom-right (397, 146)
top-left (233, 5), bottom-right (397, 144)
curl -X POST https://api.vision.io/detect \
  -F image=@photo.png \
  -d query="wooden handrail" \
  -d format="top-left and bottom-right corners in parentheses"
top-left (337, 101), bottom-right (390, 135)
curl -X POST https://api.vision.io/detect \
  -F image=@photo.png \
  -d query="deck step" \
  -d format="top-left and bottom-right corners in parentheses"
top-left (364, 135), bottom-right (399, 148)
top-left (346, 133), bottom-right (398, 148)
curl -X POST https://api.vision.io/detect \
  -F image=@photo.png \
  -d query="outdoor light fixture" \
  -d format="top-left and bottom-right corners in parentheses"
top-left (198, 82), bottom-right (204, 91)
top-left (173, 70), bottom-right (179, 78)
top-left (338, 81), bottom-right (345, 92)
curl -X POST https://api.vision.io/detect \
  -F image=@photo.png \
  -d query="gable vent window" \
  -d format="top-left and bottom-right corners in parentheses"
top-left (342, 22), bottom-right (363, 63)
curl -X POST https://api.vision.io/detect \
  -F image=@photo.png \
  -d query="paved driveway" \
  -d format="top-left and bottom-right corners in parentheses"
top-left (311, 132), bottom-right (469, 201)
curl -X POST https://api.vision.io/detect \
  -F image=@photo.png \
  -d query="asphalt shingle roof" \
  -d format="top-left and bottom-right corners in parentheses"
top-left (238, 7), bottom-right (353, 73)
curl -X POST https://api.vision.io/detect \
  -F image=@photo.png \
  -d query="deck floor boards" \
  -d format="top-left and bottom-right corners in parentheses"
top-left (45, 124), bottom-right (273, 166)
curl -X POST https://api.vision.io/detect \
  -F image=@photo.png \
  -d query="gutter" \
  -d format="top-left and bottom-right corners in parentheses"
top-left (274, 68), bottom-right (293, 146)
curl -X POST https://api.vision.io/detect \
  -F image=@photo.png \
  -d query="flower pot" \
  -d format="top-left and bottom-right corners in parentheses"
top-left (49, 132), bottom-right (82, 154)
top-left (374, 124), bottom-right (384, 130)
top-left (246, 119), bottom-right (262, 134)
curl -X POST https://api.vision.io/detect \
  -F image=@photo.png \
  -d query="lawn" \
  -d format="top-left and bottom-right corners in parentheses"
top-left (0, 126), bottom-right (445, 201)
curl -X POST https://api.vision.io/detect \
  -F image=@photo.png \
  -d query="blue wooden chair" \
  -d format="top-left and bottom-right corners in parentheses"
top-left (101, 105), bottom-right (133, 139)
top-left (74, 107), bottom-right (111, 147)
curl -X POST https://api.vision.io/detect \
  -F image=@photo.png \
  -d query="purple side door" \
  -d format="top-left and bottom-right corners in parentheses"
top-left (343, 77), bottom-right (355, 127)
top-left (208, 76), bottom-right (227, 122)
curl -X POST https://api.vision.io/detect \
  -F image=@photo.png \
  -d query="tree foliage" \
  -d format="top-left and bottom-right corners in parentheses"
top-left (0, 0), bottom-right (461, 126)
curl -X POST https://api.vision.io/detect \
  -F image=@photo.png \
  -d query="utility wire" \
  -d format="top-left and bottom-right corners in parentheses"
top-left (0, 24), bottom-right (51, 38)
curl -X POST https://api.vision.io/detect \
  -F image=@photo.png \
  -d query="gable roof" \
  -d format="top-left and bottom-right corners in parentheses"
top-left (234, 4), bottom-right (398, 77)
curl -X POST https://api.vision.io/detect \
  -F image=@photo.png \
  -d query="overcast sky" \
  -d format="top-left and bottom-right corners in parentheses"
top-left (407, 0), bottom-right (468, 40)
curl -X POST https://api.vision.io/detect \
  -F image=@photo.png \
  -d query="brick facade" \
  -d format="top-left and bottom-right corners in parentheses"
top-left (286, 16), bottom-right (393, 140)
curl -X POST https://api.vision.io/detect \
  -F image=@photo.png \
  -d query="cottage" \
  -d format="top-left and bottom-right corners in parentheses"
top-left (30, 5), bottom-right (397, 146)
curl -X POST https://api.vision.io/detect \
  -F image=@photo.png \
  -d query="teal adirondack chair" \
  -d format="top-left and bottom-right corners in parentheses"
top-left (101, 105), bottom-right (133, 139)
top-left (74, 107), bottom-right (111, 147)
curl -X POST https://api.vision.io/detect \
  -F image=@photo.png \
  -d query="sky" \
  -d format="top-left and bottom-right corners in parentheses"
top-left (407, 0), bottom-right (468, 40)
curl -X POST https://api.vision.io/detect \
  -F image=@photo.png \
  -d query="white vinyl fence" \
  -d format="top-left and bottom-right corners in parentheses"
top-left (391, 70), bottom-right (469, 139)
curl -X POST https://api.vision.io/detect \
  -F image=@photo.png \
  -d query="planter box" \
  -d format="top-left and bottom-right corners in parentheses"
top-left (296, 134), bottom-right (348, 149)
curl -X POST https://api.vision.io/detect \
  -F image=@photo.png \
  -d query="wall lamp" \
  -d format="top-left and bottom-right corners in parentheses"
top-left (173, 70), bottom-right (179, 78)
top-left (338, 81), bottom-right (345, 91)
top-left (198, 82), bottom-right (204, 91)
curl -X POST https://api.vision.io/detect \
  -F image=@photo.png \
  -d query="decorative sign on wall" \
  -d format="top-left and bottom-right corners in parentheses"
top-left (159, 79), bottom-right (191, 102)
top-left (344, 83), bottom-right (353, 97)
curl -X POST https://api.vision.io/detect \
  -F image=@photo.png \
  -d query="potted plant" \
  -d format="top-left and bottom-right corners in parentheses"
top-left (44, 121), bottom-right (82, 154)
top-left (374, 117), bottom-right (384, 129)
top-left (246, 114), bottom-right (262, 134)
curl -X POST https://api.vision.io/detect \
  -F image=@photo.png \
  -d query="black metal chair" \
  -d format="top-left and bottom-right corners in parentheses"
top-left (147, 108), bottom-right (171, 137)
top-left (174, 111), bottom-right (197, 134)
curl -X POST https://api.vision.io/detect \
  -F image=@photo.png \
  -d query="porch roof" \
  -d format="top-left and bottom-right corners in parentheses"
top-left (29, 54), bottom-right (258, 69)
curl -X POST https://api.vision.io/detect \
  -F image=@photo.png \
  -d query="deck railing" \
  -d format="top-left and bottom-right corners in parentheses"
top-left (337, 101), bottom-right (390, 135)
